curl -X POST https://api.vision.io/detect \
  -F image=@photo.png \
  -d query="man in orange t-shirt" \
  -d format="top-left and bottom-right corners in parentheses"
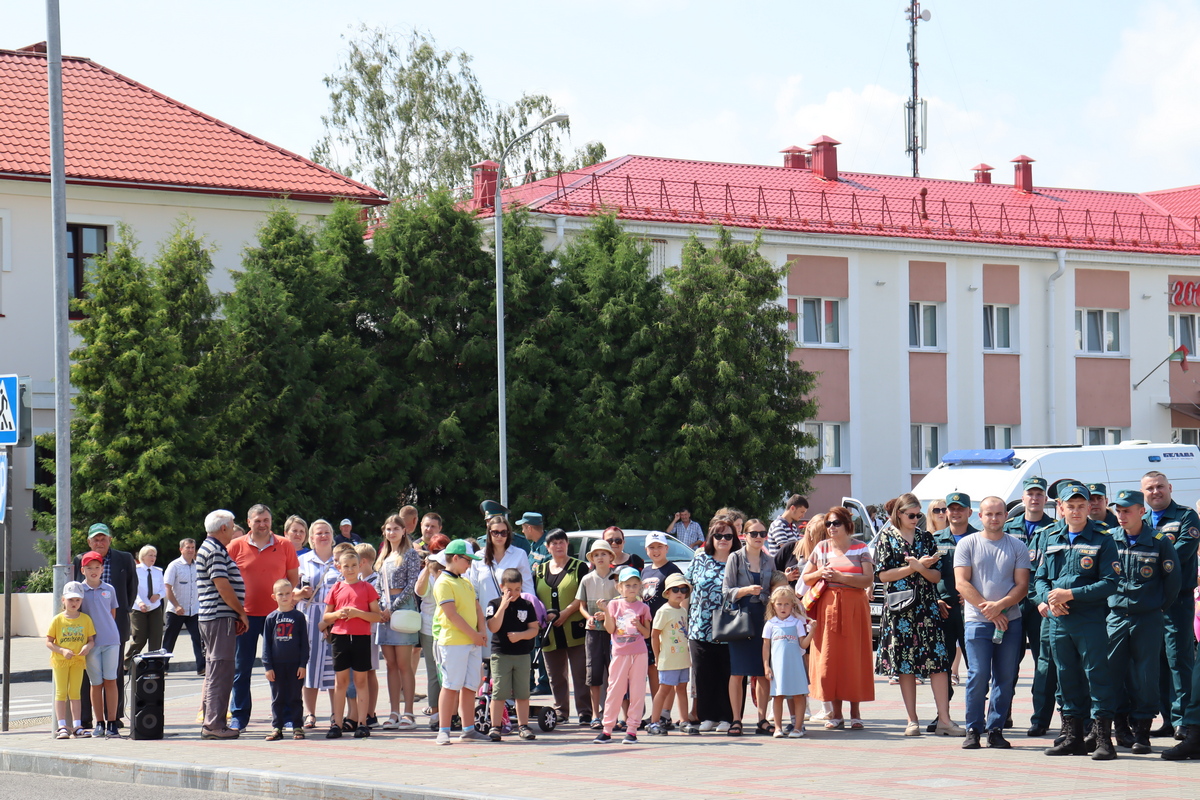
top-left (227, 504), bottom-right (299, 731)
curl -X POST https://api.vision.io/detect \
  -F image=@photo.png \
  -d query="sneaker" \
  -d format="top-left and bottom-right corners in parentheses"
top-left (783, 723), bottom-right (795, 735)
top-left (435, 730), bottom-right (451, 746)
top-left (354, 725), bottom-right (370, 739)
top-left (265, 728), bottom-right (283, 741)
top-left (518, 725), bottom-right (537, 740)
top-left (200, 727), bottom-right (239, 740)
top-left (450, 715), bottom-right (463, 732)
top-left (773, 729), bottom-right (786, 739)
top-left (789, 726), bottom-right (806, 739)
top-left (364, 714), bottom-right (379, 729)
top-left (105, 723), bottom-right (122, 739)
top-left (715, 721), bottom-right (731, 733)
top-left (963, 729), bottom-right (982, 749)
top-left (986, 729), bottom-right (1012, 749)
top-left (92, 723), bottom-right (106, 739)
top-left (699, 720), bottom-right (716, 732)
top-left (647, 722), bottom-right (663, 735)
top-left (488, 726), bottom-right (502, 742)
top-left (326, 724), bottom-right (343, 739)
top-left (593, 732), bottom-right (612, 744)
top-left (622, 733), bottom-right (638, 745)
top-left (577, 714), bottom-right (592, 727)
top-left (459, 727), bottom-right (489, 742)
top-left (685, 722), bottom-right (701, 736)
top-left (228, 718), bottom-right (243, 731)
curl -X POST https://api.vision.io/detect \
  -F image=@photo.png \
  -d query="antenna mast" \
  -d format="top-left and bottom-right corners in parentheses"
top-left (905, 1), bottom-right (930, 177)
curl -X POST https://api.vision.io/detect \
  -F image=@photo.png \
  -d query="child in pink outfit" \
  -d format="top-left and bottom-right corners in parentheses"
top-left (595, 567), bottom-right (651, 744)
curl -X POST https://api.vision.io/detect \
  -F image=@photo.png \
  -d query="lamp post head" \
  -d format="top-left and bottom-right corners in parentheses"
top-left (540, 113), bottom-right (569, 126)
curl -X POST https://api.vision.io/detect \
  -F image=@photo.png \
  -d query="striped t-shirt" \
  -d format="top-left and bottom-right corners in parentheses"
top-left (197, 536), bottom-right (244, 621)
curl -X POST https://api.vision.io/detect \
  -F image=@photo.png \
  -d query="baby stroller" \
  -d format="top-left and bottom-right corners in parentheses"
top-left (472, 618), bottom-right (559, 734)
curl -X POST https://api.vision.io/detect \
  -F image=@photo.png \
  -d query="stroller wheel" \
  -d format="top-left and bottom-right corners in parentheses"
top-left (474, 699), bottom-right (489, 732)
top-left (538, 706), bottom-right (558, 732)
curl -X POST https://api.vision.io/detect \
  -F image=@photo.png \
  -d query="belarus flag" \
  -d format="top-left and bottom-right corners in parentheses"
top-left (1170, 345), bottom-right (1190, 372)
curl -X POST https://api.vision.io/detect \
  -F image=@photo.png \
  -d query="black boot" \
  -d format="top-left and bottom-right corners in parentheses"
top-left (1045, 717), bottom-right (1088, 756)
top-left (1150, 718), bottom-right (1175, 738)
top-left (1052, 715), bottom-right (1071, 746)
top-left (1082, 718), bottom-right (1098, 753)
top-left (1132, 717), bottom-right (1152, 754)
top-left (1161, 725), bottom-right (1200, 760)
top-left (1091, 718), bottom-right (1117, 761)
top-left (1113, 713), bottom-right (1135, 749)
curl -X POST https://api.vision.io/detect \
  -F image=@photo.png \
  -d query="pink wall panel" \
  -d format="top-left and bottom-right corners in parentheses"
top-left (792, 348), bottom-right (850, 419)
top-left (909, 261), bottom-right (946, 302)
top-left (809, 474), bottom-right (853, 517)
top-left (983, 353), bottom-right (1021, 424)
top-left (787, 255), bottom-right (848, 298)
top-left (909, 351), bottom-right (947, 423)
top-left (983, 264), bottom-right (1019, 305)
top-left (1075, 269), bottom-right (1129, 310)
top-left (1075, 358), bottom-right (1131, 427)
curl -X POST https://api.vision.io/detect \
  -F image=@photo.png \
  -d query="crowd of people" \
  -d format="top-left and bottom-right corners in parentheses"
top-left (39, 472), bottom-right (1200, 761)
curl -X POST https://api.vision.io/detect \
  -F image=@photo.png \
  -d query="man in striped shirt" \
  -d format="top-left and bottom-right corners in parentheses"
top-left (196, 509), bottom-right (248, 739)
top-left (766, 495), bottom-right (809, 556)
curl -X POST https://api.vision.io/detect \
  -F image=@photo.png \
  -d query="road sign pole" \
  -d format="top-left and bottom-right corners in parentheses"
top-left (2, 446), bottom-right (11, 732)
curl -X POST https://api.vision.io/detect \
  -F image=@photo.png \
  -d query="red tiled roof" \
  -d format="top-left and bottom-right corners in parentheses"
top-left (480, 153), bottom-right (1200, 256)
top-left (0, 47), bottom-right (386, 204)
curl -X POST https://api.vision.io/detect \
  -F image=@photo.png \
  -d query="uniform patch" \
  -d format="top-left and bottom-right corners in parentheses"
top-left (1165, 559), bottom-right (1175, 573)
top-left (1140, 565), bottom-right (1154, 578)
top-left (1080, 555), bottom-right (1094, 569)
top-left (1112, 561), bottom-right (1122, 575)
top-left (1186, 527), bottom-right (1200, 540)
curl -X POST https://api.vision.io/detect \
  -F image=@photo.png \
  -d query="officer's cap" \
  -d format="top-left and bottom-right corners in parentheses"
top-left (1022, 476), bottom-right (1048, 492)
top-left (945, 492), bottom-right (971, 508)
top-left (1086, 482), bottom-right (1108, 497)
top-left (1055, 482), bottom-right (1089, 502)
top-left (1110, 489), bottom-right (1145, 508)
top-left (1047, 479), bottom-right (1084, 500)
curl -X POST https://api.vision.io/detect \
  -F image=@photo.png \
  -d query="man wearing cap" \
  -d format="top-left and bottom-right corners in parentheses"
top-left (765, 496), bottom-right (808, 556)
top-left (667, 507), bottom-right (705, 550)
top-left (196, 509), bottom-right (249, 739)
top-left (930, 492), bottom-right (976, 731)
top-left (72, 523), bottom-right (138, 729)
top-left (517, 512), bottom-right (550, 568)
top-left (1087, 484), bottom-right (1119, 529)
top-left (227, 504), bottom-right (300, 731)
top-left (1003, 477), bottom-right (1058, 737)
top-left (431, 539), bottom-right (487, 745)
top-left (335, 519), bottom-right (363, 546)
top-left (1106, 489), bottom-right (1180, 754)
top-left (1037, 482), bottom-right (1121, 759)
top-left (1141, 470), bottom-right (1200, 739)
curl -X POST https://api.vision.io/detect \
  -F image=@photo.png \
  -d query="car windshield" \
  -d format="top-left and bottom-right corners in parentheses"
top-left (578, 532), bottom-right (693, 563)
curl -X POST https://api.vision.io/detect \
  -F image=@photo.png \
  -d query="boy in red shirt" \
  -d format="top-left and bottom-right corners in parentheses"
top-left (322, 549), bottom-right (382, 739)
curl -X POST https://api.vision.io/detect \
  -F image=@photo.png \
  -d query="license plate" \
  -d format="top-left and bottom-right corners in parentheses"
top-left (869, 604), bottom-right (883, 616)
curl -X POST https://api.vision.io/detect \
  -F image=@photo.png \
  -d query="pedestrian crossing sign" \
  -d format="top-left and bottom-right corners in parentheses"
top-left (0, 374), bottom-right (18, 446)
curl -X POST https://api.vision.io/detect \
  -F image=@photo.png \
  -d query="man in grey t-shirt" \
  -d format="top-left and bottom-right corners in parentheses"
top-left (954, 495), bottom-right (1032, 749)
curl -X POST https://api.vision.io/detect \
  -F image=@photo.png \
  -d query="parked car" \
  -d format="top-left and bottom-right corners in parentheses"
top-left (840, 496), bottom-right (883, 643)
top-left (566, 530), bottom-right (696, 570)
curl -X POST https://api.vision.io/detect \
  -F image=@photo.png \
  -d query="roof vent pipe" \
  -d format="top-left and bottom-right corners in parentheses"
top-left (470, 160), bottom-right (499, 210)
top-left (808, 135), bottom-right (841, 181)
top-left (972, 163), bottom-right (993, 184)
top-left (780, 146), bottom-right (809, 169)
top-left (1011, 155), bottom-right (1034, 193)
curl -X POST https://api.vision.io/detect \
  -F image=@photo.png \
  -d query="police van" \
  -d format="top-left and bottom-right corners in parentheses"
top-left (911, 442), bottom-right (1200, 519)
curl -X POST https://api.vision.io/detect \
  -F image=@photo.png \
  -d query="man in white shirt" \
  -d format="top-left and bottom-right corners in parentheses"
top-left (163, 538), bottom-right (206, 675)
top-left (125, 545), bottom-right (166, 672)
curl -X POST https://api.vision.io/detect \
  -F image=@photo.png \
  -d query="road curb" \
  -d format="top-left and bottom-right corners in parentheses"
top-left (0, 745), bottom-right (537, 800)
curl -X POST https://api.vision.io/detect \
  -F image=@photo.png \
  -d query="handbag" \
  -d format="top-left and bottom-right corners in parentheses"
top-left (801, 579), bottom-right (826, 615)
top-left (712, 597), bottom-right (765, 642)
top-left (384, 557), bottom-right (423, 634)
top-left (884, 587), bottom-right (915, 613)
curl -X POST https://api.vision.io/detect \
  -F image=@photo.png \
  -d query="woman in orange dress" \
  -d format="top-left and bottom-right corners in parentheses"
top-left (801, 505), bottom-right (875, 730)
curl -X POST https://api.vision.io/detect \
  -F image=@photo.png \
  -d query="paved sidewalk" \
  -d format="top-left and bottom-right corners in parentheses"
top-left (3, 646), bottom-right (1200, 799)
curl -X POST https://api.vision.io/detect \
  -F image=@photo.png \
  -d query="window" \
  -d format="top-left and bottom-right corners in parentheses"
top-left (788, 297), bottom-right (842, 346)
top-left (984, 425), bottom-right (1013, 449)
top-left (1170, 314), bottom-right (1196, 357)
top-left (1077, 427), bottom-right (1123, 446)
top-left (1074, 308), bottom-right (1121, 354)
top-left (67, 224), bottom-right (108, 313)
top-left (1174, 428), bottom-right (1200, 446)
top-left (909, 302), bottom-right (940, 348)
top-left (803, 422), bottom-right (844, 471)
top-left (983, 305), bottom-right (1012, 350)
top-left (647, 239), bottom-right (668, 278)
top-left (911, 424), bottom-right (943, 470)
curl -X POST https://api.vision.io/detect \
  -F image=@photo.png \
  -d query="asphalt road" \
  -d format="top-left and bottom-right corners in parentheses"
top-left (3, 671), bottom-right (209, 730)
top-left (6, 772), bottom-right (260, 800)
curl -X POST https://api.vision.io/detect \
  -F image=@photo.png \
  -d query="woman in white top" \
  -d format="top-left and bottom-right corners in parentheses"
top-left (375, 514), bottom-right (423, 730)
top-left (470, 515), bottom-right (534, 610)
top-left (125, 545), bottom-right (165, 671)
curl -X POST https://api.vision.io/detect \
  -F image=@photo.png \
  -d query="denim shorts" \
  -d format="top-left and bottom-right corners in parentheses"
top-left (658, 668), bottom-right (690, 686)
top-left (86, 643), bottom-right (121, 683)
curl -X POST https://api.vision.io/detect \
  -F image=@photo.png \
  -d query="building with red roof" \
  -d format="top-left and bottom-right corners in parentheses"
top-left (469, 138), bottom-right (1200, 511)
top-left (0, 43), bottom-right (385, 569)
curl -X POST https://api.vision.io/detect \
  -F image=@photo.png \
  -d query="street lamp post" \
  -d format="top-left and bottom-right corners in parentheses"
top-left (493, 112), bottom-right (568, 508)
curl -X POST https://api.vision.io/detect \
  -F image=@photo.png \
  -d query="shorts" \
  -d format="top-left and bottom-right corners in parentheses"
top-left (490, 653), bottom-right (532, 701)
top-left (86, 644), bottom-right (121, 684)
top-left (645, 638), bottom-right (655, 668)
top-left (436, 643), bottom-right (483, 692)
top-left (52, 658), bottom-right (86, 700)
top-left (585, 630), bottom-right (611, 687)
top-left (330, 633), bottom-right (372, 673)
top-left (658, 668), bottom-right (690, 686)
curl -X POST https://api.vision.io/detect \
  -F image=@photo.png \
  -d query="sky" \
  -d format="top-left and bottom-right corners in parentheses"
top-left (9, 0), bottom-right (1200, 194)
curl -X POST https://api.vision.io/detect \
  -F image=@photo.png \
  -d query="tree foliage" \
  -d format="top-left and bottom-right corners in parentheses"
top-left (312, 27), bottom-right (606, 198)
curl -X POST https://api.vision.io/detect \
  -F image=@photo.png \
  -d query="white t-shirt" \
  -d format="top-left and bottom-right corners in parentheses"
top-left (953, 533), bottom-right (1031, 624)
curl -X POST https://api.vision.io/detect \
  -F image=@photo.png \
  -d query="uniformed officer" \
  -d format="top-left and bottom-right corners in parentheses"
top-left (517, 512), bottom-right (551, 568)
top-left (1087, 483), bottom-right (1119, 529)
top-left (1037, 482), bottom-right (1121, 759)
top-left (1003, 477), bottom-right (1058, 736)
top-left (1107, 489), bottom-right (1181, 754)
top-left (1141, 470), bottom-right (1200, 738)
top-left (929, 492), bottom-right (976, 731)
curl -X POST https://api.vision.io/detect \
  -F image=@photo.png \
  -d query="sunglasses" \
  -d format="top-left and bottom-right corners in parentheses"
top-left (606, 539), bottom-right (623, 545)
top-left (826, 519), bottom-right (844, 527)
top-left (931, 508), bottom-right (947, 514)
top-left (667, 586), bottom-right (691, 594)
top-left (746, 530), bottom-right (767, 538)
top-left (489, 529), bottom-right (509, 536)
top-left (904, 513), bottom-right (921, 520)
top-left (713, 533), bottom-right (735, 541)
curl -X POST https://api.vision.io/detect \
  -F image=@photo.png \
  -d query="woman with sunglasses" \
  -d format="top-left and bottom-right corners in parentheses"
top-left (601, 527), bottom-right (644, 573)
top-left (683, 517), bottom-right (740, 732)
top-left (874, 492), bottom-right (964, 737)
top-left (722, 518), bottom-right (775, 735)
top-left (926, 500), bottom-right (949, 534)
top-left (469, 516), bottom-right (534, 611)
top-left (801, 506), bottom-right (875, 730)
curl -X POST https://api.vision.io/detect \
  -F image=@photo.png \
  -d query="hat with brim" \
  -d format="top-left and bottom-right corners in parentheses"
top-left (1111, 489), bottom-right (1145, 508)
top-left (1055, 481), bottom-right (1090, 502)
top-left (1022, 477), bottom-right (1048, 492)
top-left (617, 566), bottom-right (641, 583)
top-left (80, 551), bottom-right (104, 567)
top-left (1047, 479), bottom-right (1084, 500)
top-left (1086, 483), bottom-right (1107, 498)
top-left (645, 532), bottom-right (670, 547)
top-left (586, 540), bottom-right (615, 561)
top-left (664, 573), bottom-right (691, 591)
top-left (516, 512), bottom-right (543, 527)
top-left (945, 492), bottom-right (971, 508)
top-left (443, 539), bottom-right (481, 561)
top-left (87, 523), bottom-right (111, 539)
top-left (480, 499), bottom-right (508, 518)
top-left (339, 519), bottom-right (352, 527)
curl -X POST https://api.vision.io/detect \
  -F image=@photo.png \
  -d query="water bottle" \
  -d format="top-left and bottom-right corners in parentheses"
top-left (992, 624), bottom-right (1005, 644)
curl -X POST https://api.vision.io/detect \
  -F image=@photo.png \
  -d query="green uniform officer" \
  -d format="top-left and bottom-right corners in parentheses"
top-left (1004, 476), bottom-right (1058, 736)
top-left (1141, 471), bottom-right (1200, 737)
top-left (517, 512), bottom-right (551, 568)
top-left (1107, 489), bottom-right (1181, 754)
top-left (1087, 483), bottom-right (1119, 529)
top-left (1037, 482), bottom-right (1121, 759)
top-left (929, 492), bottom-right (976, 731)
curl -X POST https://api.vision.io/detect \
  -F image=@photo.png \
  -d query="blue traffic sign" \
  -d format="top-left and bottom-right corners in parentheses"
top-left (0, 374), bottom-right (17, 446)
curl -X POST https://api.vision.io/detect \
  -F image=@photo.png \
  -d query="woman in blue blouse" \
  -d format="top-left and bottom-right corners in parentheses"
top-left (684, 516), bottom-right (740, 733)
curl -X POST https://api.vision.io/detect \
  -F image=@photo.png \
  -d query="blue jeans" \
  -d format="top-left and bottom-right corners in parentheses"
top-left (230, 614), bottom-right (267, 727)
top-left (964, 616), bottom-right (1023, 732)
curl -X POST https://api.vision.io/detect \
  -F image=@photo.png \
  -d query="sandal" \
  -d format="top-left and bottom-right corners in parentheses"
top-left (951, 674), bottom-right (961, 686)
top-left (303, 714), bottom-right (316, 729)
top-left (56, 727), bottom-right (71, 740)
top-left (824, 718), bottom-right (845, 730)
top-left (342, 717), bottom-right (357, 732)
top-left (727, 720), bottom-right (743, 736)
top-left (397, 713), bottom-right (417, 731)
top-left (380, 713), bottom-right (400, 730)
top-left (850, 718), bottom-right (865, 730)
top-left (755, 719), bottom-right (774, 736)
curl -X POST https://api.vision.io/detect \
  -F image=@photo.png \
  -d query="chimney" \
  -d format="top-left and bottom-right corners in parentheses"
top-left (780, 146), bottom-right (809, 169)
top-left (971, 163), bottom-right (994, 184)
top-left (1011, 155), bottom-right (1035, 193)
top-left (470, 160), bottom-right (499, 209)
top-left (19, 42), bottom-right (48, 54)
top-left (808, 135), bottom-right (841, 181)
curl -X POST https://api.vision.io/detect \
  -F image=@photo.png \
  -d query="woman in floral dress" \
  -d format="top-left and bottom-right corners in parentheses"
top-left (874, 492), bottom-right (964, 737)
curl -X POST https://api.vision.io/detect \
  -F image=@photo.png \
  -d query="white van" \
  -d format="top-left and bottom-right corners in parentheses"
top-left (911, 442), bottom-right (1200, 520)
